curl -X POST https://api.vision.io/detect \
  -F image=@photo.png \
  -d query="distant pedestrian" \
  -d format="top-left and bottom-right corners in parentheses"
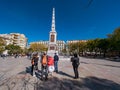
top-left (2, 54), bottom-right (6, 59)
top-left (71, 53), bottom-right (80, 79)
top-left (15, 53), bottom-right (19, 58)
top-left (54, 53), bottom-right (59, 73)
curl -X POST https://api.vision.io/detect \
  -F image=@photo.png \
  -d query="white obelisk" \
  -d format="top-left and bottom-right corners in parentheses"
top-left (47, 8), bottom-right (58, 57)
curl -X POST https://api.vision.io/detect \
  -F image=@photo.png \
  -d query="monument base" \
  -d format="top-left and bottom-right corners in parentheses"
top-left (47, 50), bottom-right (58, 57)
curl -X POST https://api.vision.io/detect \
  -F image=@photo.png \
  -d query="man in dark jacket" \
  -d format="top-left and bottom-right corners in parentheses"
top-left (71, 53), bottom-right (80, 79)
top-left (54, 53), bottom-right (59, 73)
top-left (31, 53), bottom-right (39, 76)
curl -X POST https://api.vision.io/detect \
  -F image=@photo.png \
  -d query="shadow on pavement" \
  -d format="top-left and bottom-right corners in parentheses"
top-left (17, 67), bottom-right (120, 90)
top-left (81, 56), bottom-right (120, 62)
top-left (18, 66), bottom-right (32, 75)
top-left (2, 73), bottom-right (120, 90)
top-left (58, 71), bottom-right (74, 78)
top-left (81, 76), bottom-right (120, 90)
top-left (26, 66), bottom-right (32, 74)
top-left (35, 70), bottom-right (42, 80)
top-left (35, 76), bottom-right (120, 90)
top-left (81, 61), bottom-right (120, 68)
top-left (19, 67), bottom-right (48, 81)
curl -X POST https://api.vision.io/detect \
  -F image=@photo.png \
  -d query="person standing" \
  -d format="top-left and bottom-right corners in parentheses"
top-left (71, 53), bottom-right (80, 79)
top-left (34, 53), bottom-right (39, 70)
top-left (41, 52), bottom-right (48, 80)
top-left (31, 54), bottom-right (35, 76)
top-left (31, 53), bottom-right (39, 76)
top-left (41, 52), bottom-right (48, 70)
top-left (54, 53), bottom-right (59, 73)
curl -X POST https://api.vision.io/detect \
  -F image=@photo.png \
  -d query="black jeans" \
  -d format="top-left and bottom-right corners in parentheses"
top-left (34, 63), bottom-right (38, 70)
top-left (31, 65), bottom-right (34, 75)
top-left (73, 65), bottom-right (79, 78)
top-left (31, 64), bottom-right (38, 75)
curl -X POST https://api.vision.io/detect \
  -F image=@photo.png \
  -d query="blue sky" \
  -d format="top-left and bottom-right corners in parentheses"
top-left (0, 0), bottom-right (120, 43)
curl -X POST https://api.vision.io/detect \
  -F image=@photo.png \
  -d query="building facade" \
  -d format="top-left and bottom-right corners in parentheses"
top-left (29, 40), bottom-right (65, 53)
top-left (66, 40), bottom-right (87, 44)
top-left (57, 40), bottom-right (65, 52)
top-left (0, 33), bottom-right (27, 49)
top-left (29, 40), bottom-right (87, 53)
top-left (0, 34), bottom-right (13, 45)
top-left (10, 33), bottom-right (27, 49)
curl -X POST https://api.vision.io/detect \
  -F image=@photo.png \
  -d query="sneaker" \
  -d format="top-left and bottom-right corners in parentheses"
top-left (74, 77), bottom-right (77, 79)
top-left (33, 75), bottom-right (36, 77)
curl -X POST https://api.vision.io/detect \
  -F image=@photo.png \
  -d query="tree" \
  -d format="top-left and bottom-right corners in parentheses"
top-left (67, 43), bottom-right (77, 55)
top-left (98, 39), bottom-right (109, 57)
top-left (61, 48), bottom-right (67, 54)
top-left (86, 40), bottom-right (95, 55)
top-left (107, 27), bottom-right (120, 56)
top-left (5, 44), bottom-right (22, 55)
top-left (77, 41), bottom-right (87, 56)
top-left (0, 37), bottom-right (6, 54)
top-left (30, 43), bottom-right (47, 52)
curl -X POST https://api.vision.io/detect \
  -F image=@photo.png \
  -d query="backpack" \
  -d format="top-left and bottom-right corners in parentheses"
top-left (73, 57), bottom-right (80, 66)
top-left (42, 55), bottom-right (47, 66)
top-left (71, 57), bottom-right (79, 65)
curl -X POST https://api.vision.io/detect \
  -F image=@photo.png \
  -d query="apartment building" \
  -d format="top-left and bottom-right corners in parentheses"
top-left (57, 40), bottom-right (65, 52)
top-left (66, 40), bottom-right (87, 44)
top-left (0, 34), bottom-right (13, 45)
top-left (10, 33), bottom-right (27, 49)
top-left (0, 33), bottom-right (27, 49)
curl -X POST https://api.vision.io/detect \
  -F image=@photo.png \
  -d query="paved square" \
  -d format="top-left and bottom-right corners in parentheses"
top-left (0, 56), bottom-right (120, 90)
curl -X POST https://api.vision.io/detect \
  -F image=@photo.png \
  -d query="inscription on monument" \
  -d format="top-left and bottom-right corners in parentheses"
top-left (50, 46), bottom-right (55, 50)
top-left (51, 35), bottom-right (54, 42)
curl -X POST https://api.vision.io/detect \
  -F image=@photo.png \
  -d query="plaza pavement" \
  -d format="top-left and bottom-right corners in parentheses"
top-left (0, 56), bottom-right (120, 90)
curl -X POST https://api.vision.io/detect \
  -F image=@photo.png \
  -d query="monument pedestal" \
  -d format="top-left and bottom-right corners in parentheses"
top-left (47, 50), bottom-right (58, 57)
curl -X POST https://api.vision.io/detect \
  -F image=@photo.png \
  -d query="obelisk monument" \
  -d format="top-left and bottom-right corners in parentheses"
top-left (47, 8), bottom-right (58, 57)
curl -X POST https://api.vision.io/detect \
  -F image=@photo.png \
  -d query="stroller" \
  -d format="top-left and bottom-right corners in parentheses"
top-left (47, 56), bottom-right (54, 76)
top-left (41, 56), bottom-right (54, 80)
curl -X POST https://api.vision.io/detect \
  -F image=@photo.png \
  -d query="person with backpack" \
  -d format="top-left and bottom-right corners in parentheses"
top-left (71, 53), bottom-right (80, 79)
top-left (41, 52), bottom-right (48, 80)
top-left (54, 53), bottom-right (59, 73)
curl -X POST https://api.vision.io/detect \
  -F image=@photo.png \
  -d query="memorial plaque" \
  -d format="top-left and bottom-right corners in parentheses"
top-left (50, 46), bottom-right (55, 50)
top-left (50, 35), bottom-right (54, 42)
